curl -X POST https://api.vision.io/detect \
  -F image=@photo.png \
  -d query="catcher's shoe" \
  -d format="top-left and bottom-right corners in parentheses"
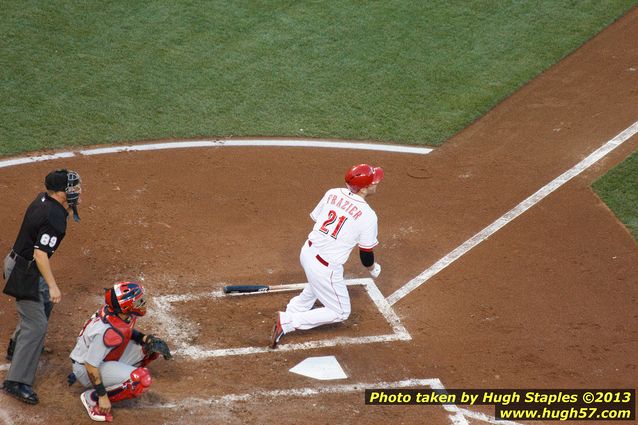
top-left (270, 312), bottom-right (285, 349)
top-left (80, 390), bottom-right (113, 422)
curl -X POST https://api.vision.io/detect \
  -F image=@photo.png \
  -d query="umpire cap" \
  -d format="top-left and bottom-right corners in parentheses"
top-left (45, 169), bottom-right (70, 192)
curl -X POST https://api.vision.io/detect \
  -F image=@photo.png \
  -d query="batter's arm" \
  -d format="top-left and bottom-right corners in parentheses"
top-left (33, 248), bottom-right (61, 303)
top-left (360, 248), bottom-right (381, 277)
top-left (359, 249), bottom-right (375, 267)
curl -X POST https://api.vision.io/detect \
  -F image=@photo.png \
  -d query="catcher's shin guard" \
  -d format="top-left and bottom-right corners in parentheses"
top-left (107, 367), bottom-right (152, 402)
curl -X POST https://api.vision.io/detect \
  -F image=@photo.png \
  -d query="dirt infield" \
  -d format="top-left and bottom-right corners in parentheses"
top-left (1, 7), bottom-right (637, 425)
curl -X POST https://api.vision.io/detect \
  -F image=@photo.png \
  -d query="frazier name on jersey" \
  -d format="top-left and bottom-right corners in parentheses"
top-left (326, 193), bottom-right (364, 220)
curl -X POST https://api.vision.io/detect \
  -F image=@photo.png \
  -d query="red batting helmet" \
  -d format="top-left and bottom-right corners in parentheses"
top-left (345, 164), bottom-right (384, 193)
top-left (105, 282), bottom-right (147, 316)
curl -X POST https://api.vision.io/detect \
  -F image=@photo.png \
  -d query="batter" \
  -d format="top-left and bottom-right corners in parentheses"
top-left (271, 164), bottom-right (383, 348)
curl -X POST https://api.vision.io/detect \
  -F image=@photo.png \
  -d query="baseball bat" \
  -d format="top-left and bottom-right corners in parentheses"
top-left (223, 283), bottom-right (306, 295)
top-left (223, 279), bottom-right (370, 296)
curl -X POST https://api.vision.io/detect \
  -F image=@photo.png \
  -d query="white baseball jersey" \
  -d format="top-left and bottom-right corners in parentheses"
top-left (307, 188), bottom-right (378, 265)
top-left (70, 311), bottom-right (114, 367)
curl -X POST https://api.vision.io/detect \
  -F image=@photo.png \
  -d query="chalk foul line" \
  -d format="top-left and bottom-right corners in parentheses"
top-left (141, 378), bottom-right (521, 425)
top-left (387, 120), bottom-right (638, 306)
top-left (0, 139), bottom-right (432, 169)
top-left (79, 139), bottom-right (432, 155)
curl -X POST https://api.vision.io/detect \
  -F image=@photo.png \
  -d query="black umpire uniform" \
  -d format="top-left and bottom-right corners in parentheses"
top-left (2, 169), bottom-right (81, 404)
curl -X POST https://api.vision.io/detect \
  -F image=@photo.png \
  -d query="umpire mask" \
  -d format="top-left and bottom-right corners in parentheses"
top-left (45, 169), bottom-right (82, 222)
top-left (66, 170), bottom-right (82, 222)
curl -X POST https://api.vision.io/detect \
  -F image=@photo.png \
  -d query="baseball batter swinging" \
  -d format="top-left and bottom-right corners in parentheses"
top-left (270, 164), bottom-right (383, 348)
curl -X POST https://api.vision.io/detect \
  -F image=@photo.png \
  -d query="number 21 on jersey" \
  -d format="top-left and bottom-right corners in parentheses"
top-left (319, 210), bottom-right (348, 239)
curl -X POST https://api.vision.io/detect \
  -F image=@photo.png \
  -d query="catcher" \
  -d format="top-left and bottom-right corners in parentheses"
top-left (68, 281), bottom-right (171, 422)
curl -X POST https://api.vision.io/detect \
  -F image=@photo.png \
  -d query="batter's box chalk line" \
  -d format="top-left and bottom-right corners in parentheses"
top-left (150, 278), bottom-right (411, 359)
top-left (140, 378), bottom-right (522, 425)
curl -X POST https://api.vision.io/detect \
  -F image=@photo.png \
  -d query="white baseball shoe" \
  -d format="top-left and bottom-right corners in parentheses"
top-left (80, 390), bottom-right (113, 422)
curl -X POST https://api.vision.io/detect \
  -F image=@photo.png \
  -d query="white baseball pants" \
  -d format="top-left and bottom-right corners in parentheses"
top-left (280, 241), bottom-right (351, 333)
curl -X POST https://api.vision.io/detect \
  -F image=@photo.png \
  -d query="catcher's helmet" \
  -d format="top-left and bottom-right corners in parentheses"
top-left (345, 164), bottom-right (384, 194)
top-left (105, 282), bottom-right (147, 316)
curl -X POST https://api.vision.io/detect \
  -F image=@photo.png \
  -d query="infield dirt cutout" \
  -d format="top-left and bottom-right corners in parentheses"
top-left (1, 7), bottom-right (638, 425)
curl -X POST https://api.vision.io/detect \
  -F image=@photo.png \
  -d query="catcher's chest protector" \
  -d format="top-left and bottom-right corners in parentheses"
top-left (100, 307), bottom-right (137, 361)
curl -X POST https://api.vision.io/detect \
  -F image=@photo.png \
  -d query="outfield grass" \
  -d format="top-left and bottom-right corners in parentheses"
top-left (2, 2), bottom-right (637, 240)
top-left (1, 1), bottom-right (636, 155)
top-left (593, 151), bottom-right (638, 240)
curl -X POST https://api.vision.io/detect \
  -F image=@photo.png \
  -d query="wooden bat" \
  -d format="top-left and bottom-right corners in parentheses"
top-left (223, 283), bottom-right (306, 295)
top-left (223, 279), bottom-right (369, 295)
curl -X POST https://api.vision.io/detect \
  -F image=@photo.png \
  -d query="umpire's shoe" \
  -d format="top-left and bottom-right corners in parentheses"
top-left (270, 312), bottom-right (285, 349)
top-left (2, 380), bottom-right (39, 405)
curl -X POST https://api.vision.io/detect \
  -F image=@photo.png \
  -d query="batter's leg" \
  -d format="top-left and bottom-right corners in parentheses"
top-left (285, 281), bottom-right (317, 314)
top-left (283, 244), bottom-right (351, 331)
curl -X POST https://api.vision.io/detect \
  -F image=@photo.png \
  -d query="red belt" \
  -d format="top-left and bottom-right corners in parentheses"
top-left (307, 241), bottom-right (329, 267)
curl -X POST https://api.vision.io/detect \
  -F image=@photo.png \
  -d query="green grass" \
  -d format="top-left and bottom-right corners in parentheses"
top-left (1, 1), bottom-right (636, 155)
top-left (593, 151), bottom-right (638, 240)
top-left (2, 1), bottom-right (637, 240)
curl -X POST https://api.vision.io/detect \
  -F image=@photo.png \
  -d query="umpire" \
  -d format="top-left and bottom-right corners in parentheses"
top-left (2, 169), bottom-right (81, 404)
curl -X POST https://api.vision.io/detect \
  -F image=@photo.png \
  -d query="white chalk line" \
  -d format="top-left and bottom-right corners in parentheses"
top-left (146, 378), bottom-right (439, 408)
top-left (0, 139), bottom-right (432, 170)
top-left (364, 276), bottom-right (410, 337)
top-left (178, 333), bottom-right (410, 359)
top-left (0, 152), bottom-right (75, 169)
top-left (387, 119), bottom-right (638, 306)
top-left (457, 408), bottom-right (523, 425)
top-left (79, 139), bottom-right (432, 155)
top-left (0, 364), bottom-right (17, 425)
top-left (0, 409), bottom-right (15, 425)
top-left (426, 379), bottom-right (471, 425)
top-left (151, 278), bottom-right (411, 359)
top-left (142, 377), bottom-right (521, 425)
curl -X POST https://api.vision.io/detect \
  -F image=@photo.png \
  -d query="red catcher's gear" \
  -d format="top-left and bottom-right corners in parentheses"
top-left (105, 282), bottom-right (147, 316)
top-left (98, 306), bottom-right (138, 362)
top-left (107, 367), bottom-right (152, 402)
top-left (345, 164), bottom-right (384, 193)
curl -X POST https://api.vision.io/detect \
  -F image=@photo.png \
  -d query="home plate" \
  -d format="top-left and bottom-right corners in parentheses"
top-left (289, 356), bottom-right (347, 380)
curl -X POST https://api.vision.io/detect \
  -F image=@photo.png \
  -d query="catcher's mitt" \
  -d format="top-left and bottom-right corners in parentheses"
top-left (144, 335), bottom-right (173, 360)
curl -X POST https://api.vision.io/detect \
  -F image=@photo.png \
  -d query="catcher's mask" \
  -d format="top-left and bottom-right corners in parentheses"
top-left (105, 282), bottom-right (147, 317)
top-left (45, 169), bottom-right (82, 222)
top-left (345, 164), bottom-right (384, 194)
